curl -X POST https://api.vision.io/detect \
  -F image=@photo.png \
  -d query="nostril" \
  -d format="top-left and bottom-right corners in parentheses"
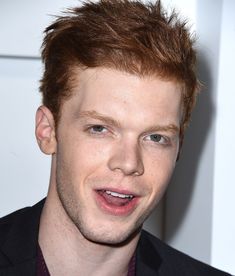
top-left (107, 141), bottom-right (144, 176)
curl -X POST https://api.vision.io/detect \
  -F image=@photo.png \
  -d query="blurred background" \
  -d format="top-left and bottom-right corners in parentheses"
top-left (0, 0), bottom-right (234, 274)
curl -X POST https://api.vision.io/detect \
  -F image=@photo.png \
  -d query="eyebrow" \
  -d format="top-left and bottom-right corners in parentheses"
top-left (77, 110), bottom-right (121, 128)
top-left (143, 125), bottom-right (179, 135)
top-left (77, 110), bottom-right (179, 134)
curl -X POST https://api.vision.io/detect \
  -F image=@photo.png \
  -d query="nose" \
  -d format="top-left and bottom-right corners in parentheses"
top-left (107, 138), bottom-right (144, 176)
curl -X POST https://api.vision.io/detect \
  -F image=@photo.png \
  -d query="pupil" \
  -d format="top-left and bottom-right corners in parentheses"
top-left (93, 125), bottom-right (103, 132)
top-left (150, 134), bottom-right (161, 142)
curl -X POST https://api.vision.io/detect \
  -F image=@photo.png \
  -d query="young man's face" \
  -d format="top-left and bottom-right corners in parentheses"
top-left (53, 67), bottom-right (182, 245)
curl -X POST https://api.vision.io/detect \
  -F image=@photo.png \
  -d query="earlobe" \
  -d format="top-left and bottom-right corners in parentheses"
top-left (35, 106), bottom-right (57, 155)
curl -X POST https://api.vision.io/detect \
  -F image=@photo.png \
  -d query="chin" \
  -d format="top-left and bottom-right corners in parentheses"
top-left (76, 221), bottom-right (142, 246)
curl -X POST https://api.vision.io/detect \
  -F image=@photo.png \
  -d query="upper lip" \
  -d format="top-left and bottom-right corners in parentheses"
top-left (95, 187), bottom-right (139, 198)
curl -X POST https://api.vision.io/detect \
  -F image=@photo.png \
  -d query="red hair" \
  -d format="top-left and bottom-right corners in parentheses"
top-left (40, 0), bottom-right (199, 143)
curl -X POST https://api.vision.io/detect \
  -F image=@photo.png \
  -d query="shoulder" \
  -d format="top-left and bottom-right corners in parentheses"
top-left (0, 200), bottom-right (45, 268)
top-left (136, 230), bottom-right (231, 276)
top-left (0, 205), bottom-right (31, 224)
top-left (0, 199), bottom-right (44, 234)
top-left (0, 207), bottom-right (31, 243)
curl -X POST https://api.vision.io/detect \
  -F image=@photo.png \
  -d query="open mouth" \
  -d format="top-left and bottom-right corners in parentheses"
top-left (95, 189), bottom-right (138, 216)
top-left (97, 189), bottom-right (135, 206)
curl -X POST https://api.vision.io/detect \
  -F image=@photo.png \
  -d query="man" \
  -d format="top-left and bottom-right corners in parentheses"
top-left (0, 0), bottom-right (231, 275)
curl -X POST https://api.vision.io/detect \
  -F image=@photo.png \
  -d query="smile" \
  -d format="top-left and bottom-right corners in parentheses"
top-left (105, 190), bottom-right (134, 199)
top-left (94, 189), bottom-right (139, 216)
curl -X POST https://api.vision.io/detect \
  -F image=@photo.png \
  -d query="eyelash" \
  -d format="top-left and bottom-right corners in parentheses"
top-left (86, 124), bottom-right (170, 146)
top-left (86, 125), bottom-right (109, 135)
top-left (144, 134), bottom-right (170, 146)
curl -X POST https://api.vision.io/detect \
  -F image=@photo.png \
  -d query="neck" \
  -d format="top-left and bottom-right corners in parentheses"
top-left (39, 164), bottom-right (140, 276)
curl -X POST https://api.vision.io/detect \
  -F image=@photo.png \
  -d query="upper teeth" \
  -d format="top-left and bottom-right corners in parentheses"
top-left (105, 190), bottom-right (133, 199)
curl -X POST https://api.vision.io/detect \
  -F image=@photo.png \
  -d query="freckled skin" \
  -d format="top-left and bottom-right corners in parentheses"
top-left (53, 67), bottom-right (182, 245)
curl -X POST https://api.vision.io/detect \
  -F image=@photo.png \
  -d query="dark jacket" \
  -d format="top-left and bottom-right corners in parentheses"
top-left (0, 200), bottom-right (231, 276)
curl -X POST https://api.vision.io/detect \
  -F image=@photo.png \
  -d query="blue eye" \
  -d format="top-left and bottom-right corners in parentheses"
top-left (149, 134), bottom-right (162, 142)
top-left (87, 125), bottom-right (108, 135)
top-left (145, 133), bottom-right (169, 145)
top-left (91, 125), bottom-right (106, 132)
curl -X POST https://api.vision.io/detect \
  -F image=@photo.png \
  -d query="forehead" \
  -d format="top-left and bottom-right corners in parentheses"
top-left (71, 67), bottom-right (182, 100)
top-left (63, 67), bottom-right (183, 127)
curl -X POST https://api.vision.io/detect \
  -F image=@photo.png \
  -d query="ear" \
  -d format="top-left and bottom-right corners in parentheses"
top-left (35, 106), bottom-right (57, 155)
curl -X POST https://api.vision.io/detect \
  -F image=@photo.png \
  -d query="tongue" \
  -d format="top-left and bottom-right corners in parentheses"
top-left (100, 191), bottom-right (131, 206)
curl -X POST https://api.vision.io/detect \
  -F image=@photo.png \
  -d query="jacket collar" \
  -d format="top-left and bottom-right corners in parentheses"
top-left (1, 199), bottom-right (45, 267)
top-left (136, 230), bottom-right (162, 276)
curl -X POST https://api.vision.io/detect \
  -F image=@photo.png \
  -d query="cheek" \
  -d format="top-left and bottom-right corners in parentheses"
top-left (144, 152), bottom-right (176, 194)
top-left (58, 136), bottom-right (111, 178)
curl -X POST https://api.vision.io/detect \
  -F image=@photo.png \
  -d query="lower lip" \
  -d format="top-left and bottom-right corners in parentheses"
top-left (94, 190), bottom-right (139, 216)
